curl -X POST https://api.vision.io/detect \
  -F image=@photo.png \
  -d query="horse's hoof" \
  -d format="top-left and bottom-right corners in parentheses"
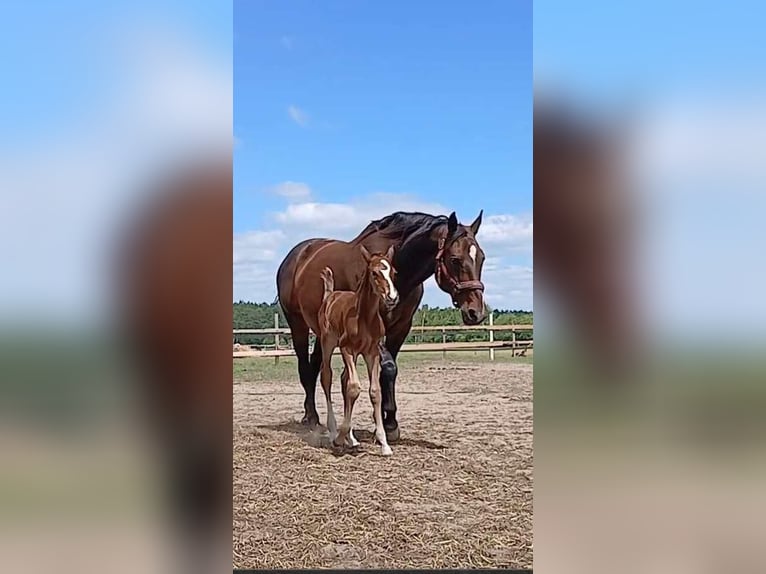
top-left (301, 415), bottom-right (319, 427)
top-left (380, 445), bottom-right (393, 456)
top-left (385, 427), bottom-right (400, 443)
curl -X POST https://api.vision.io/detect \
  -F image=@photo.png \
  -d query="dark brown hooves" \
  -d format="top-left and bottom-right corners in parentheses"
top-left (385, 427), bottom-right (400, 443)
top-left (301, 414), bottom-right (319, 427)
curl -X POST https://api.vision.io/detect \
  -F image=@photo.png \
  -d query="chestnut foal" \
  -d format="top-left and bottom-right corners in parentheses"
top-left (317, 245), bottom-right (399, 455)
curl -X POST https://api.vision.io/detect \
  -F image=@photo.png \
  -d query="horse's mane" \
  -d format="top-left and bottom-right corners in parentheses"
top-left (351, 211), bottom-right (447, 247)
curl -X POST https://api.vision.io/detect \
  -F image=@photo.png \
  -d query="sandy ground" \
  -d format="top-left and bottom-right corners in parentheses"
top-left (233, 358), bottom-right (533, 569)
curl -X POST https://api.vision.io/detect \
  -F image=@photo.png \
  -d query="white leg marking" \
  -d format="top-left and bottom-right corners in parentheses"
top-left (379, 259), bottom-right (398, 302)
top-left (347, 428), bottom-right (359, 447)
top-left (325, 394), bottom-right (337, 441)
top-left (368, 358), bottom-right (392, 456)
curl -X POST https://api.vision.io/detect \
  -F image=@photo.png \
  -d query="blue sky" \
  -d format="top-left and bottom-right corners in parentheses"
top-left (534, 0), bottom-right (766, 340)
top-left (0, 1), bottom-right (230, 142)
top-left (234, 0), bottom-right (533, 309)
top-left (1, 2), bottom-right (231, 326)
top-left (535, 0), bottom-right (766, 101)
top-left (2, 0), bottom-right (764, 331)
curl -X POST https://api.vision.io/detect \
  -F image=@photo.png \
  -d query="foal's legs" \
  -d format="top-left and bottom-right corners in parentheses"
top-left (337, 350), bottom-right (361, 447)
top-left (366, 351), bottom-right (392, 456)
top-left (340, 364), bottom-right (359, 446)
top-left (319, 336), bottom-right (338, 441)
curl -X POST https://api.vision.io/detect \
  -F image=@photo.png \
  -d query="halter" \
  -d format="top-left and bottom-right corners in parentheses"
top-left (434, 232), bottom-right (485, 307)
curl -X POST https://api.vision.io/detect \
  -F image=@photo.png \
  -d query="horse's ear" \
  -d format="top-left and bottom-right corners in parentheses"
top-left (470, 210), bottom-right (483, 235)
top-left (385, 244), bottom-right (396, 262)
top-left (447, 211), bottom-right (458, 234)
top-left (360, 245), bottom-right (372, 262)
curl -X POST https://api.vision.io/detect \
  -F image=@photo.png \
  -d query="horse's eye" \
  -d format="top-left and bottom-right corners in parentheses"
top-left (450, 257), bottom-right (461, 269)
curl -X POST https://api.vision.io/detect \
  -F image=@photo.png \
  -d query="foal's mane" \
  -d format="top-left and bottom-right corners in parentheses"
top-left (351, 211), bottom-right (447, 249)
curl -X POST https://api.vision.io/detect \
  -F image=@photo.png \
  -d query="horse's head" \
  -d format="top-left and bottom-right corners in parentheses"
top-left (435, 211), bottom-right (486, 325)
top-left (360, 244), bottom-right (400, 311)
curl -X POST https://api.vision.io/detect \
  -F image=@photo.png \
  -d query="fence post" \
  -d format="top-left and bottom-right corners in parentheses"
top-left (511, 327), bottom-right (517, 357)
top-left (442, 328), bottom-right (446, 360)
top-left (274, 312), bottom-right (280, 365)
top-left (488, 312), bottom-right (495, 361)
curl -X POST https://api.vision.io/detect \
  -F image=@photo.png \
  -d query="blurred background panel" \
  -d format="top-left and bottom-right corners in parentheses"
top-left (534, 1), bottom-right (766, 573)
top-left (0, 2), bottom-right (231, 574)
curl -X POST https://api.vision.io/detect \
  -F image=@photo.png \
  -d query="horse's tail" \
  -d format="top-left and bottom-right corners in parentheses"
top-left (320, 267), bottom-right (334, 301)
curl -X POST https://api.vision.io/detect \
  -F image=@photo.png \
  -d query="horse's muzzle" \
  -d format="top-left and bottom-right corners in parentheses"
top-left (461, 306), bottom-right (486, 325)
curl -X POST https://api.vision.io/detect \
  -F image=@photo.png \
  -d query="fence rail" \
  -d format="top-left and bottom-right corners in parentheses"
top-left (234, 314), bottom-right (532, 360)
top-left (234, 324), bottom-right (532, 335)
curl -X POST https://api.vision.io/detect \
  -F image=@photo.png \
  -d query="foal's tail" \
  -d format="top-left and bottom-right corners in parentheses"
top-left (320, 267), bottom-right (334, 301)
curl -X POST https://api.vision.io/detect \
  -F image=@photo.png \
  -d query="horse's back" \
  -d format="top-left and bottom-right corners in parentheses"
top-left (277, 238), bottom-right (332, 317)
top-left (291, 242), bottom-right (364, 330)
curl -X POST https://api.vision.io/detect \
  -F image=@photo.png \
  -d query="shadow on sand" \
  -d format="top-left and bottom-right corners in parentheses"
top-left (257, 421), bottom-right (448, 453)
top-left (257, 420), bottom-right (363, 457)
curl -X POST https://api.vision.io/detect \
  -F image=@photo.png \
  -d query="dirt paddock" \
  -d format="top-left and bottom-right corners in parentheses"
top-left (233, 353), bottom-right (533, 569)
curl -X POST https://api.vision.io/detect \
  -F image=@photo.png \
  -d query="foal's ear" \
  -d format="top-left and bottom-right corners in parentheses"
top-left (385, 244), bottom-right (396, 262)
top-left (470, 209), bottom-right (483, 235)
top-left (447, 211), bottom-right (458, 234)
top-left (359, 245), bottom-right (372, 262)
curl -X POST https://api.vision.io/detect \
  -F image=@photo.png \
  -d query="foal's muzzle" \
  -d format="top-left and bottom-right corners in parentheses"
top-left (385, 295), bottom-right (399, 310)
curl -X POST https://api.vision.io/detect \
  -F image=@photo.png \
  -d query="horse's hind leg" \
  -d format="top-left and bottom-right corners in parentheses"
top-left (366, 352), bottom-right (392, 456)
top-left (290, 320), bottom-right (320, 426)
top-left (319, 337), bottom-right (338, 442)
top-left (340, 364), bottom-right (360, 446)
top-left (338, 351), bottom-right (361, 447)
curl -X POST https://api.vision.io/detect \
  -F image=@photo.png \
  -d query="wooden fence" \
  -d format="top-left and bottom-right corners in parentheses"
top-left (234, 314), bottom-right (533, 360)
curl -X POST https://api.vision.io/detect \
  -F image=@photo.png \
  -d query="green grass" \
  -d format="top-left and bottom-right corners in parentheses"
top-left (233, 350), bottom-right (533, 383)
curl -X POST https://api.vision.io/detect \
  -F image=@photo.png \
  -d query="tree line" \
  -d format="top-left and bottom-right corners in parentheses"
top-left (233, 301), bottom-right (532, 347)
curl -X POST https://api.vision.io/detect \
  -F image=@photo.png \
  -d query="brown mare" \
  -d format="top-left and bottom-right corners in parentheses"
top-left (317, 245), bottom-right (399, 456)
top-left (119, 160), bottom-right (232, 572)
top-left (276, 210), bottom-right (486, 441)
top-left (535, 100), bottom-right (638, 370)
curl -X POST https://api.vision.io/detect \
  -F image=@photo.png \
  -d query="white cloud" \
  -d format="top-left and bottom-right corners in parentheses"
top-left (480, 213), bottom-right (533, 253)
top-left (482, 256), bottom-right (503, 271)
top-left (273, 192), bottom-right (448, 234)
top-left (276, 202), bottom-right (356, 229)
top-left (419, 262), bottom-right (532, 311)
top-left (234, 190), bottom-right (533, 309)
top-left (265, 181), bottom-right (312, 202)
top-left (233, 230), bottom-right (288, 303)
top-left (635, 98), bottom-right (766, 184)
top-left (482, 265), bottom-right (533, 310)
top-left (233, 230), bottom-right (285, 265)
top-left (233, 259), bottom-right (279, 303)
top-left (630, 97), bottom-right (766, 340)
top-left (287, 105), bottom-right (309, 127)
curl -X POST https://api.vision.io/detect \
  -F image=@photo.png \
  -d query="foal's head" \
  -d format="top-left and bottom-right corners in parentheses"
top-left (359, 244), bottom-right (399, 311)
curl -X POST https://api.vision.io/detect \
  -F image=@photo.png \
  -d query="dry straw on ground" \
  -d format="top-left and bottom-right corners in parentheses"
top-left (233, 358), bottom-right (533, 569)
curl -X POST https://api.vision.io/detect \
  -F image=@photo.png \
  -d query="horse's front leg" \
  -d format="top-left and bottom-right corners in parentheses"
top-left (337, 350), bottom-right (360, 447)
top-left (379, 286), bottom-right (422, 442)
top-left (366, 351), bottom-right (392, 456)
top-left (379, 343), bottom-right (399, 441)
top-left (340, 363), bottom-right (359, 447)
top-left (319, 336), bottom-right (338, 442)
